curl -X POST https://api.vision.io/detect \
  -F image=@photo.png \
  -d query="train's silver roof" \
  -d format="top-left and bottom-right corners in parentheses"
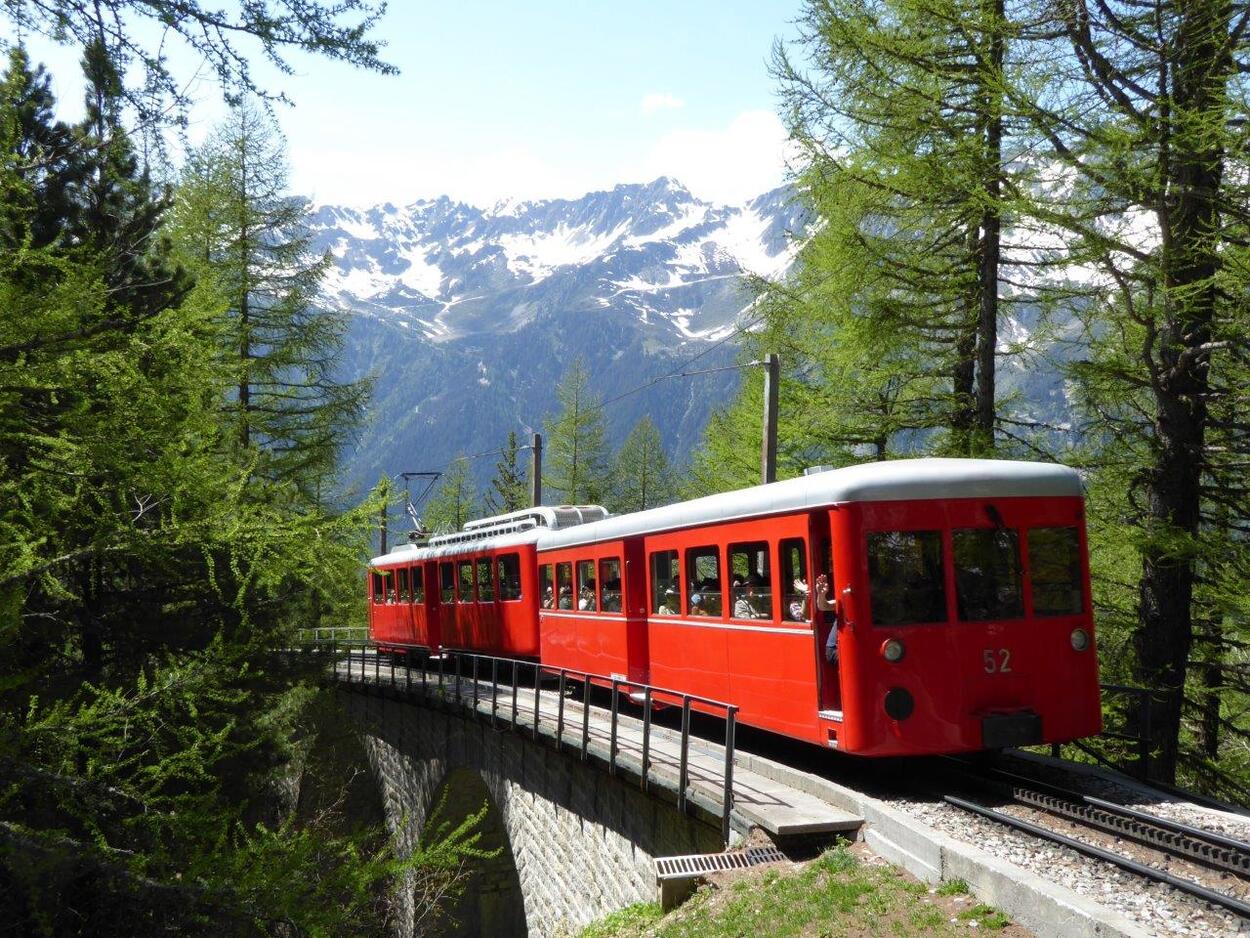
top-left (537, 458), bottom-right (1081, 551)
top-left (371, 528), bottom-right (544, 567)
top-left (371, 459), bottom-right (1080, 564)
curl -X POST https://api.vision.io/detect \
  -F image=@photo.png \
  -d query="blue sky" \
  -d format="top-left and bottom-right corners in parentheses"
top-left (4, 1), bottom-right (804, 207)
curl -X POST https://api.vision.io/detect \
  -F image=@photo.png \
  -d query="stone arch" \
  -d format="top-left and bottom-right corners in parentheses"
top-left (340, 690), bottom-right (723, 937)
top-left (420, 767), bottom-right (526, 938)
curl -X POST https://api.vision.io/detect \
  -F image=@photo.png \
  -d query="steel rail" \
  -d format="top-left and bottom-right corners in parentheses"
top-left (976, 766), bottom-right (1250, 878)
top-left (946, 795), bottom-right (1250, 921)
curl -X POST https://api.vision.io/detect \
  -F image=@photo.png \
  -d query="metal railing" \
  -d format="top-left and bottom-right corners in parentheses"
top-left (316, 640), bottom-right (739, 844)
top-left (299, 625), bottom-right (367, 644)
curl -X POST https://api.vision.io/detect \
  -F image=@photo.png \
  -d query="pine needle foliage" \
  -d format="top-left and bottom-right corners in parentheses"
top-left (173, 102), bottom-right (370, 500)
top-left (423, 457), bottom-right (478, 534)
top-left (544, 359), bottom-right (609, 505)
top-left (484, 431), bottom-right (530, 516)
top-left (609, 416), bottom-right (676, 513)
top-left (0, 40), bottom-right (486, 933)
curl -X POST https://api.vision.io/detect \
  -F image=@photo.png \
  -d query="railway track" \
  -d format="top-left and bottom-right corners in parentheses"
top-left (942, 762), bottom-right (1250, 920)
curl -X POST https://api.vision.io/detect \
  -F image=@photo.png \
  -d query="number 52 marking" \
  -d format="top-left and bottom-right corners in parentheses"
top-left (983, 648), bottom-right (1013, 674)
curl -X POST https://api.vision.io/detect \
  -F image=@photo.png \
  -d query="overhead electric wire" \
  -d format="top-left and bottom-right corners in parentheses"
top-left (409, 255), bottom-right (774, 480)
top-left (599, 306), bottom-right (770, 409)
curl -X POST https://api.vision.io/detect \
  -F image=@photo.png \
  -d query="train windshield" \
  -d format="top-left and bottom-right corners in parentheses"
top-left (867, 531), bottom-right (946, 626)
top-left (953, 529), bottom-right (1023, 621)
top-left (1028, 527), bottom-right (1084, 615)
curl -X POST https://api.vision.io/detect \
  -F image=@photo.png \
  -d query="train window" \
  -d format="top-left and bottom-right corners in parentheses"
top-left (498, 554), bottom-right (522, 601)
top-left (781, 539), bottom-right (809, 622)
top-left (650, 550), bottom-right (679, 614)
top-left (729, 542), bottom-right (772, 620)
top-left (440, 562), bottom-right (455, 603)
top-left (1028, 527), bottom-right (1083, 616)
top-left (371, 571), bottom-right (384, 603)
top-left (457, 560), bottom-right (474, 603)
top-left (397, 567), bottom-right (410, 603)
top-left (383, 569), bottom-right (396, 603)
top-left (867, 531), bottom-right (946, 626)
top-left (411, 566), bottom-right (425, 604)
top-left (953, 528), bottom-right (1024, 621)
top-left (556, 562), bottom-right (573, 609)
top-left (600, 558), bottom-right (622, 612)
top-left (686, 547), bottom-right (722, 616)
top-left (576, 560), bottom-right (597, 611)
top-left (540, 564), bottom-right (554, 608)
top-left (477, 558), bottom-right (495, 602)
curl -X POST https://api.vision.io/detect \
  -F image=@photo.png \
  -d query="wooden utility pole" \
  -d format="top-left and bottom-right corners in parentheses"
top-left (761, 353), bottom-right (779, 484)
top-left (379, 503), bottom-right (388, 556)
top-left (531, 432), bottom-right (543, 507)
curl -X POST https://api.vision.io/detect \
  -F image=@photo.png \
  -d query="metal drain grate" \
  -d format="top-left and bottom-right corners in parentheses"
top-left (655, 846), bottom-right (786, 879)
top-left (655, 847), bottom-right (787, 910)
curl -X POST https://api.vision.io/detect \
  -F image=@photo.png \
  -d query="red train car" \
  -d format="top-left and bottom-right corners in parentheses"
top-left (368, 507), bottom-right (607, 658)
top-left (367, 459), bottom-right (1102, 757)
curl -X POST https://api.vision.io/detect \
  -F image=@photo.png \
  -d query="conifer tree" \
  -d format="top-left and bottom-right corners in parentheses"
top-left (544, 359), bottom-right (609, 505)
top-left (423, 457), bottom-right (478, 533)
top-left (174, 102), bottom-right (368, 495)
top-left (0, 47), bottom-right (82, 252)
top-left (610, 417), bottom-right (676, 512)
top-left (0, 45), bottom-right (484, 932)
top-left (3, 1), bottom-right (394, 123)
top-left (484, 430), bottom-right (529, 515)
top-left (1009, 0), bottom-right (1250, 786)
top-left (768, 0), bottom-right (1024, 457)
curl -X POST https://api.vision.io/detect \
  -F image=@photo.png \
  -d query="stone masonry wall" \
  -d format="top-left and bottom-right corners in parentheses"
top-left (337, 689), bottom-right (721, 938)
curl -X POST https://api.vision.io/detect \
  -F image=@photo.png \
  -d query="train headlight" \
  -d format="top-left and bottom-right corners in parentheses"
top-left (884, 687), bottom-right (915, 720)
top-left (881, 638), bottom-right (905, 663)
top-left (1070, 628), bottom-right (1090, 652)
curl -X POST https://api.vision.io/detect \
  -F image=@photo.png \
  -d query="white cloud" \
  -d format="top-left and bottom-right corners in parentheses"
top-left (637, 110), bottom-right (797, 204)
top-left (291, 144), bottom-right (603, 209)
top-left (640, 92), bottom-right (685, 115)
top-left (290, 110), bottom-right (799, 210)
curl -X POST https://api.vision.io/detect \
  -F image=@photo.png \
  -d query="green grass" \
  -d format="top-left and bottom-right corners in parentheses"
top-left (959, 904), bottom-right (1012, 929)
top-left (936, 878), bottom-right (970, 896)
top-left (579, 903), bottom-right (664, 938)
top-left (578, 848), bottom-right (1014, 938)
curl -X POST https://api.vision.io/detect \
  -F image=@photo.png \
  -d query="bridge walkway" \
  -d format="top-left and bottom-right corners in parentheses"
top-left (329, 648), bottom-right (861, 847)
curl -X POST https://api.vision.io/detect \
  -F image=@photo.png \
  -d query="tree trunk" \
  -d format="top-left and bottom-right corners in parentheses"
top-left (951, 317), bottom-right (977, 455)
top-left (974, 0), bottom-right (1004, 456)
top-left (1132, 0), bottom-right (1227, 784)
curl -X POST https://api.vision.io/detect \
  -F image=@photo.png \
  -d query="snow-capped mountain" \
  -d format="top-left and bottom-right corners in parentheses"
top-left (319, 178), bottom-right (807, 498)
top-left (313, 177), bottom-right (804, 344)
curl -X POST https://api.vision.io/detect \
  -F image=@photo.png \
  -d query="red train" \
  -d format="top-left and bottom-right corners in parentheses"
top-left (367, 458), bottom-right (1102, 756)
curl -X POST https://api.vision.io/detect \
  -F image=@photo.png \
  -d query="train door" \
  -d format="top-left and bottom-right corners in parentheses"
top-left (417, 561), bottom-right (439, 651)
top-left (437, 561), bottom-right (456, 642)
top-left (621, 538), bottom-right (649, 684)
top-left (810, 511), bottom-right (841, 712)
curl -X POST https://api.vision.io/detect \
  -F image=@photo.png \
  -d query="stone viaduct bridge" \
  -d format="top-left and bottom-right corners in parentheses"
top-left (290, 648), bottom-right (858, 938)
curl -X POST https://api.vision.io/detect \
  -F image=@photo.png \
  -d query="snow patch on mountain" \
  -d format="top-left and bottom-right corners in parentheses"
top-left (309, 178), bottom-right (809, 344)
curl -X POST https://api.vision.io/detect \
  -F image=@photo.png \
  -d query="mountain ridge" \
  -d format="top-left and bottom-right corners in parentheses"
top-left (318, 178), bottom-right (807, 498)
